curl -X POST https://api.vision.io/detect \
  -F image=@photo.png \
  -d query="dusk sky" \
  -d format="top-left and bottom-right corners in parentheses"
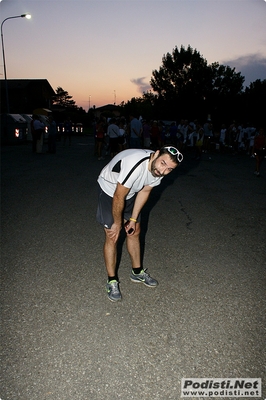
top-left (1, 0), bottom-right (266, 111)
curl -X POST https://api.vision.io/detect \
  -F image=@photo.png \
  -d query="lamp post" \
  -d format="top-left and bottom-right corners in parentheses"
top-left (1, 13), bottom-right (31, 113)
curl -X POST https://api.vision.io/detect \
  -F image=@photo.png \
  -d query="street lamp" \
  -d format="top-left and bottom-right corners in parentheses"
top-left (1, 13), bottom-right (31, 113)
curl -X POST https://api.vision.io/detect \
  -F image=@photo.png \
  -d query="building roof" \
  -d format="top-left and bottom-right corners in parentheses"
top-left (0, 79), bottom-right (55, 94)
top-left (0, 79), bottom-right (55, 113)
top-left (94, 104), bottom-right (120, 112)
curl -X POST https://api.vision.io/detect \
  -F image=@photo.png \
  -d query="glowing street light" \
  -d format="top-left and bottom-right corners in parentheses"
top-left (1, 14), bottom-right (31, 113)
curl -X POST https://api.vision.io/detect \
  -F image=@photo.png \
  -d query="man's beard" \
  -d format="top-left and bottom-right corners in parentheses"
top-left (150, 157), bottom-right (163, 177)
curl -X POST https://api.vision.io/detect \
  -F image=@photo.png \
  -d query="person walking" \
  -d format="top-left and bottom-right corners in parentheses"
top-left (129, 114), bottom-right (143, 148)
top-left (95, 117), bottom-right (106, 160)
top-left (203, 119), bottom-right (213, 152)
top-left (194, 122), bottom-right (204, 160)
top-left (118, 118), bottom-right (127, 152)
top-left (96, 145), bottom-right (183, 302)
top-left (63, 117), bottom-right (72, 146)
top-left (150, 120), bottom-right (160, 150)
top-left (169, 122), bottom-right (178, 147)
top-left (219, 124), bottom-right (227, 151)
top-left (33, 115), bottom-right (45, 154)
top-left (107, 118), bottom-right (120, 158)
top-left (253, 128), bottom-right (266, 177)
top-left (142, 120), bottom-right (151, 149)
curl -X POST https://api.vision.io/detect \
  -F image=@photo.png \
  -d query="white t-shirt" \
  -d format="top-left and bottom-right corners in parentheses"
top-left (107, 123), bottom-right (120, 138)
top-left (97, 149), bottom-right (163, 199)
top-left (119, 128), bottom-right (125, 137)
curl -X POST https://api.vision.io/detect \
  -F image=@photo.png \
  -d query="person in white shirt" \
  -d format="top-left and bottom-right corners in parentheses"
top-left (97, 146), bottom-right (183, 302)
top-left (219, 124), bottom-right (227, 150)
top-left (107, 118), bottom-right (120, 158)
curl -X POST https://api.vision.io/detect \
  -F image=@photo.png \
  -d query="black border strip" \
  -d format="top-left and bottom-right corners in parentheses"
top-left (121, 156), bottom-right (150, 185)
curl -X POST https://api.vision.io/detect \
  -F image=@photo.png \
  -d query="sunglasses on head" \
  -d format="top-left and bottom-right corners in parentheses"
top-left (164, 146), bottom-right (183, 163)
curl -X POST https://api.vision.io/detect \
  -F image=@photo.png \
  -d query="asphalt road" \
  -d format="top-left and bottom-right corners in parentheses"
top-left (1, 136), bottom-right (265, 400)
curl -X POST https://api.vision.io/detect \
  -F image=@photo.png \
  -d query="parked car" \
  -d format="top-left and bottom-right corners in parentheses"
top-left (0, 114), bottom-right (28, 144)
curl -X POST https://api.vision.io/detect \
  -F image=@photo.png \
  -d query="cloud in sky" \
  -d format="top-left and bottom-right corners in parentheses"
top-left (223, 53), bottom-right (266, 87)
top-left (131, 77), bottom-right (151, 95)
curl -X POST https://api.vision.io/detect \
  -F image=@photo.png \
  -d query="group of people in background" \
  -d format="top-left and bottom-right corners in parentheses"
top-left (31, 113), bottom-right (265, 177)
top-left (93, 115), bottom-right (265, 176)
top-left (31, 116), bottom-right (73, 154)
top-left (218, 121), bottom-right (266, 177)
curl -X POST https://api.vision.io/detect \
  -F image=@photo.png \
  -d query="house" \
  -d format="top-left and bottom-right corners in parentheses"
top-left (93, 104), bottom-right (121, 119)
top-left (0, 79), bottom-right (55, 114)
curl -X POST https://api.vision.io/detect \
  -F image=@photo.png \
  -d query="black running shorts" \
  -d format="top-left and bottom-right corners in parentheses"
top-left (96, 184), bottom-right (140, 229)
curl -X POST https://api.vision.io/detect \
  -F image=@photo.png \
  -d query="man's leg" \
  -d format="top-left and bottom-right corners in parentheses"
top-left (126, 223), bottom-right (141, 269)
top-left (126, 224), bottom-right (158, 287)
top-left (103, 228), bottom-right (117, 277)
top-left (104, 228), bottom-right (122, 302)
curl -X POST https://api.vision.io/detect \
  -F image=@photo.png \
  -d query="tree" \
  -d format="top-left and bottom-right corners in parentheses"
top-left (150, 45), bottom-right (212, 118)
top-left (242, 79), bottom-right (266, 127)
top-left (151, 45), bottom-right (210, 98)
top-left (120, 92), bottom-right (156, 120)
top-left (150, 45), bottom-right (245, 122)
top-left (53, 86), bottom-right (78, 110)
top-left (209, 62), bottom-right (244, 123)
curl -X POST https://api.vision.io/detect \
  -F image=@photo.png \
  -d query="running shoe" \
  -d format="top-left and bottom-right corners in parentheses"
top-left (130, 269), bottom-right (158, 287)
top-left (106, 280), bottom-right (122, 302)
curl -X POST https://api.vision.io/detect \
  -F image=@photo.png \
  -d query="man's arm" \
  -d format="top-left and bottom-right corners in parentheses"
top-left (131, 185), bottom-right (153, 220)
top-left (112, 182), bottom-right (130, 225)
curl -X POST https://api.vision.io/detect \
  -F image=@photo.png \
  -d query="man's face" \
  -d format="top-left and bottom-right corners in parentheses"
top-left (150, 153), bottom-right (178, 177)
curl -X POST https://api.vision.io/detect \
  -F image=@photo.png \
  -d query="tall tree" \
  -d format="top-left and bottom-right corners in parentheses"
top-left (211, 63), bottom-right (244, 97)
top-left (53, 87), bottom-right (77, 110)
top-left (150, 45), bottom-right (244, 122)
top-left (120, 93), bottom-right (156, 120)
top-left (242, 79), bottom-right (266, 126)
top-left (151, 45), bottom-right (210, 98)
top-left (150, 45), bottom-right (211, 118)
top-left (208, 62), bottom-right (244, 123)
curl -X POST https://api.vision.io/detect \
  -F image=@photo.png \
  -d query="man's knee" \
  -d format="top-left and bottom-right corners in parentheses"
top-left (127, 224), bottom-right (141, 238)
